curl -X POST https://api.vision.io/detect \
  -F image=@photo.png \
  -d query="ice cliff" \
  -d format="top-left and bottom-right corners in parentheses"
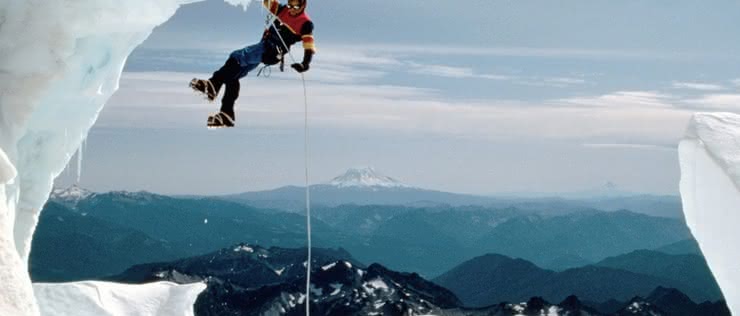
top-left (0, 0), bottom-right (251, 315)
top-left (680, 112), bottom-right (740, 315)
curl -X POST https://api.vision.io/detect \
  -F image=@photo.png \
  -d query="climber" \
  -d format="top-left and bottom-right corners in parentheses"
top-left (190, 0), bottom-right (315, 128)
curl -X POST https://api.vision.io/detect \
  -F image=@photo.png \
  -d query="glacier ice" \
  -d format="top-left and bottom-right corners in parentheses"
top-left (679, 112), bottom-right (740, 315)
top-left (0, 0), bottom-right (252, 315)
top-left (34, 281), bottom-right (206, 316)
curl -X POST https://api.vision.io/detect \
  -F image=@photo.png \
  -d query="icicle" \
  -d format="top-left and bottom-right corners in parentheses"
top-left (75, 148), bottom-right (81, 183)
top-left (64, 129), bottom-right (70, 177)
top-left (76, 138), bottom-right (85, 183)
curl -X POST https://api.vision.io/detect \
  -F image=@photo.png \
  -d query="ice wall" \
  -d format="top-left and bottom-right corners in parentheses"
top-left (0, 149), bottom-right (38, 315)
top-left (679, 112), bottom-right (740, 315)
top-left (0, 0), bottom-right (251, 315)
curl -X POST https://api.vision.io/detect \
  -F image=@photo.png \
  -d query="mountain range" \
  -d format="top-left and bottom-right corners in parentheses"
top-left (594, 249), bottom-right (722, 302)
top-left (33, 180), bottom-right (727, 315)
top-left (110, 244), bottom-right (461, 316)
top-left (217, 167), bottom-right (683, 218)
top-left (312, 204), bottom-right (692, 274)
top-left (433, 248), bottom-right (723, 307)
top-left (30, 201), bottom-right (186, 281)
top-left (107, 244), bottom-right (729, 316)
top-left (40, 179), bottom-right (696, 277)
top-left (38, 186), bottom-right (692, 278)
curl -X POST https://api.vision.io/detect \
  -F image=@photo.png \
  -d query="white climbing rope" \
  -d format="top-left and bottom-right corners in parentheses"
top-left (263, 2), bottom-right (313, 315)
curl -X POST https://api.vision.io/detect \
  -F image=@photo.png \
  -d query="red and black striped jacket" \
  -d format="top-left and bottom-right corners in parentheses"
top-left (262, 0), bottom-right (315, 66)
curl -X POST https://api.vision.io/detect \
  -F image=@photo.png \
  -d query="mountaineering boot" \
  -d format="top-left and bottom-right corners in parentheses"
top-left (190, 78), bottom-right (218, 102)
top-left (207, 112), bottom-right (235, 128)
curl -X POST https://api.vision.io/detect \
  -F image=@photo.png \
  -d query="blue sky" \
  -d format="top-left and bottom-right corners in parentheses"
top-left (56, 0), bottom-right (740, 195)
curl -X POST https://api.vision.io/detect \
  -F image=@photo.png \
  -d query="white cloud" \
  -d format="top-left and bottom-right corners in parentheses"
top-left (582, 143), bottom-right (676, 151)
top-left (559, 91), bottom-right (675, 108)
top-left (303, 63), bottom-right (388, 83)
top-left (685, 94), bottom-right (740, 110)
top-left (102, 72), bottom-right (694, 146)
top-left (516, 76), bottom-right (588, 88)
top-left (408, 63), bottom-right (475, 78)
top-left (346, 43), bottom-right (706, 61)
top-left (316, 48), bottom-right (403, 67)
top-left (405, 62), bottom-right (510, 81)
top-left (132, 46), bottom-right (600, 90)
top-left (263, 47), bottom-right (403, 84)
top-left (479, 74), bottom-right (511, 80)
top-left (672, 81), bottom-right (725, 91)
top-left (546, 77), bottom-right (587, 85)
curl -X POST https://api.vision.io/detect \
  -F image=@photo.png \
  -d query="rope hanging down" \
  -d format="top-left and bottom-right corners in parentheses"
top-left (262, 3), bottom-right (313, 315)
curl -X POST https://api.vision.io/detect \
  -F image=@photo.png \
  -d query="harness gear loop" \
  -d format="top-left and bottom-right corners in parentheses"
top-left (256, 65), bottom-right (271, 77)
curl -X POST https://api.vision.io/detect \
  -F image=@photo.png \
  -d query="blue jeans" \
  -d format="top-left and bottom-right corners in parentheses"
top-left (208, 41), bottom-right (268, 117)
top-left (229, 41), bottom-right (266, 79)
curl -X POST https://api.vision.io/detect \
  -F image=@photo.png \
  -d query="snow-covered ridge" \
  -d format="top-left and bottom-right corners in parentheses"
top-left (329, 167), bottom-right (409, 188)
top-left (234, 245), bottom-right (254, 253)
top-left (679, 112), bottom-right (740, 316)
top-left (50, 185), bottom-right (93, 201)
top-left (51, 186), bottom-right (172, 207)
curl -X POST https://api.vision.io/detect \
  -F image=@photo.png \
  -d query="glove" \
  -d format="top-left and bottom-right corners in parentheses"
top-left (291, 63), bottom-right (309, 73)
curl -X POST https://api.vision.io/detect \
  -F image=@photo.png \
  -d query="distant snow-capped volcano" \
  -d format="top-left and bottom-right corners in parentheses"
top-left (329, 167), bottom-right (409, 188)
